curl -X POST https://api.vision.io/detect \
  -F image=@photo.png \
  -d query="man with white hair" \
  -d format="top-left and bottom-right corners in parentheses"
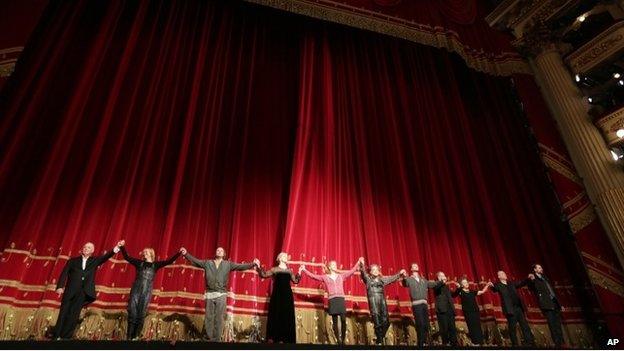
top-left (181, 247), bottom-right (260, 342)
top-left (53, 241), bottom-right (123, 339)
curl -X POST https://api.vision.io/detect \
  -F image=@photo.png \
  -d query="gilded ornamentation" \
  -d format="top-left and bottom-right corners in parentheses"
top-left (595, 106), bottom-right (624, 147)
top-left (243, 0), bottom-right (530, 76)
top-left (566, 22), bottom-right (624, 74)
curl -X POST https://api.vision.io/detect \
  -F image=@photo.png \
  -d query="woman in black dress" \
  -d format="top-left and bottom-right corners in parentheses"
top-left (452, 277), bottom-right (492, 346)
top-left (257, 252), bottom-right (301, 343)
top-left (119, 241), bottom-right (182, 340)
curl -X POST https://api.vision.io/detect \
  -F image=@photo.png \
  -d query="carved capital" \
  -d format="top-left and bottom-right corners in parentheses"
top-left (513, 24), bottom-right (561, 58)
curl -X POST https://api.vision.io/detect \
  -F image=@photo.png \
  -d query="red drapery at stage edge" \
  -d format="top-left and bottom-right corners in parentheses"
top-left (0, 0), bottom-right (621, 345)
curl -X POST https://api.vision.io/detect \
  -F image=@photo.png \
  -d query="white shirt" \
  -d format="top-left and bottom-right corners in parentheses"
top-left (82, 256), bottom-right (88, 270)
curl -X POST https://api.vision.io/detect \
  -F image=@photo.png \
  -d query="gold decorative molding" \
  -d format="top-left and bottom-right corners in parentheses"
top-left (586, 266), bottom-right (624, 297)
top-left (566, 21), bottom-right (624, 74)
top-left (582, 251), bottom-right (624, 277)
top-left (567, 203), bottom-right (597, 234)
top-left (595, 105), bottom-right (624, 147)
top-left (486, 0), bottom-right (574, 39)
top-left (540, 152), bottom-right (583, 184)
top-left (0, 47), bottom-right (23, 78)
top-left (243, 0), bottom-right (530, 76)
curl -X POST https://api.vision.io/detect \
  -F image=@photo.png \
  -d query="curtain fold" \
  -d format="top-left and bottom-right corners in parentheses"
top-left (0, 0), bottom-right (606, 344)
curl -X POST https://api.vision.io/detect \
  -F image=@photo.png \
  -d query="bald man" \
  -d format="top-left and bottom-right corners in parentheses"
top-left (54, 241), bottom-right (122, 339)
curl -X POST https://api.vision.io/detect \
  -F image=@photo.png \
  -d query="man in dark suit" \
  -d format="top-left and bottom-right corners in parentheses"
top-left (527, 264), bottom-right (565, 348)
top-left (490, 270), bottom-right (535, 346)
top-left (431, 271), bottom-right (457, 346)
top-left (53, 241), bottom-right (122, 339)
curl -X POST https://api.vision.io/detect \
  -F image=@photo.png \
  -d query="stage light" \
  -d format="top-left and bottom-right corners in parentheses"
top-left (612, 149), bottom-right (624, 161)
top-left (617, 129), bottom-right (624, 139)
top-left (619, 80), bottom-right (624, 86)
top-left (577, 15), bottom-right (586, 22)
top-left (614, 72), bottom-right (621, 79)
top-left (575, 74), bottom-right (581, 82)
top-left (588, 97), bottom-right (593, 103)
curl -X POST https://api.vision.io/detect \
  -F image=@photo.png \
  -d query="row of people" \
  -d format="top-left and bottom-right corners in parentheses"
top-left (53, 241), bottom-right (564, 348)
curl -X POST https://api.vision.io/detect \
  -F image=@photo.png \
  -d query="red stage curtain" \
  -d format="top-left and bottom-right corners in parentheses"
top-left (0, 0), bottom-right (605, 343)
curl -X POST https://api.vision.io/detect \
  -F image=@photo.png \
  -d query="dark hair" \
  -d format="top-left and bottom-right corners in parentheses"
top-left (531, 263), bottom-right (541, 270)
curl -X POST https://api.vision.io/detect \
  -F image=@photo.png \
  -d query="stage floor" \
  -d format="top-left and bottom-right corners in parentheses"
top-left (0, 340), bottom-right (552, 350)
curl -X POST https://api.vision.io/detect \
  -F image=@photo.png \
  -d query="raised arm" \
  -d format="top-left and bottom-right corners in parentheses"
top-left (514, 278), bottom-right (530, 289)
top-left (120, 246), bottom-right (143, 268)
top-left (91, 248), bottom-right (116, 267)
top-left (302, 267), bottom-right (325, 282)
top-left (477, 282), bottom-right (492, 296)
top-left (257, 266), bottom-right (274, 279)
top-left (183, 252), bottom-right (206, 269)
top-left (155, 251), bottom-right (182, 270)
top-left (229, 260), bottom-right (256, 272)
top-left (340, 261), bottom-right (360, 279)
top-left (359, 265), bottom-right (371, 284)
top-left (429, 280), bottom-right (444, 289)
top-left (381, 272), bottom-right (403, 286)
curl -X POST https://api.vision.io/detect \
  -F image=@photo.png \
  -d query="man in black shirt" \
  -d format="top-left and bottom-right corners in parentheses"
top-left (527, 264), bottom-right (565, 347)
top-left (490, 270), bottom-right (535, 346)
top-left (431, 271), bottom-right (458, 346)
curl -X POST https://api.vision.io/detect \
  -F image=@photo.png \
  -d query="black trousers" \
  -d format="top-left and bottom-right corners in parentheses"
top-left (411, 304), bottom-right (429, 347)
top-left (506, 305), bottom-right (534, 346)
top-left (127, 291), bottom-right (152, 339)
top-left (543, 308), bottom-right (564, 347)
top-left (436, 311), bottom-right (457, 346)
top-left (54, 292), bottom-right (87, 339)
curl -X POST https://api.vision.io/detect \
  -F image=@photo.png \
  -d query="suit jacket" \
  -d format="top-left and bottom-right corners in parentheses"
top-left (527, 274), bottom-right (560, 311)
top-left (491, 280), bottom-right (527, 316)
top-left (56, 250), bottom-right (116, 303)
top-left (432, 281), bottom-right (455, 314)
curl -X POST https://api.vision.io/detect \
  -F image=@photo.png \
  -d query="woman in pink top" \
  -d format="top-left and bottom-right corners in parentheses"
top-left (299, 257), bottom-right (364, 344)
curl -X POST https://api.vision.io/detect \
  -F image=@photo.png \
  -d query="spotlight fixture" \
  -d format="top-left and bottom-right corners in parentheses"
top-left (577, 15), bottom-right (586, 22)
top-left (575, 74), bottom-right (581, 82)
top-left (614, 72), bottom-right (621, 79)
top-left (611, 150), bottom-right (623, 161)
top-left (588, 97), bottom-right (593, 103)
top-left (617, 129), bottom-right (624, 139)
top-left (619, 80), bottom-right (624, 86)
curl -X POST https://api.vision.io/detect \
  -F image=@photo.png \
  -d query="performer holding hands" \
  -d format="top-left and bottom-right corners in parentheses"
top-left (490, 270), bottom-right (535, 346)
top-left (527, 264), bottom-right (565, 348)
top-left (299, 257), bottom-right (364, 344)
top-left (431, 271), bottom-right (458, 346)
top-left (53, 241), bottom-right (123, 339)
top-left (359, 260), bottom-right (406, 345)
top-left (451, 277), bottom-right (492, 346)
top-left (257, 252), bottom-right (300, 343)
top-left (400, 263), bottom-right (437, 347)
top-left (118, 240), bottom-right (183, 340)
top-left (182, 247), bottom-right (259, 342)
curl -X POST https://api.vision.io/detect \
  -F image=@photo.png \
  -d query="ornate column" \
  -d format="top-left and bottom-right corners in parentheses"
top-left (517, 30), bottom-right (624, 266)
